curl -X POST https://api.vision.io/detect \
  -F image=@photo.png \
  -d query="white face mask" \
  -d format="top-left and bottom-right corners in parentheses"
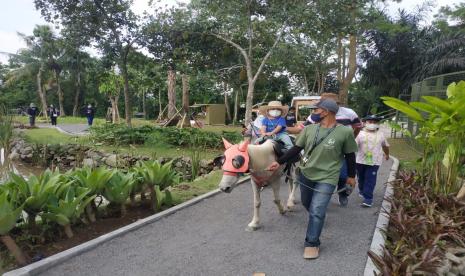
top-left (365, 123), bottom-right (378, 131)
top-left (268, 110), bottom-right (282, 117)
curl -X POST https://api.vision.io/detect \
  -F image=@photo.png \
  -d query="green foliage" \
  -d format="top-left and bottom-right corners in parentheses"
top-left (90, 124), bottom-right (155, 145)
top-left (10, 169), bottom-right (63, 218)
top-left (0, 105), bottom-right (14, 152)
top-left (91, 124), bottom-right (242, 149)
top-left (72, 166), bottom-right (114, 195)
top-left (382, 81), bottom-right (465, 195)
top-left (0, 193), bottom-right (24, 235)
top-left (103, 171), bottom-right (134, 205)
top-left (134, 160), bottom-right (179, 211)
top-left (42, 186), bottom-right (95, 227)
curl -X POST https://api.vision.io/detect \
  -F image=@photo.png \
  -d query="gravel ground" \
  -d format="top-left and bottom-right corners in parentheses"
top-left (38, 159), bottom-right (393, 276)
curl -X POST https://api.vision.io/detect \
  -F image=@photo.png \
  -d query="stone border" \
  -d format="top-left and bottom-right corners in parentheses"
top-left (4, 176), bottom-right (250, 276)
top-left (363, 157), bottom-right (399, 276)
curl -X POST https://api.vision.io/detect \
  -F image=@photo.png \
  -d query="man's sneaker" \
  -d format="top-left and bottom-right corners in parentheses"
top-left (303, 247), bottom-right (319, 259)
top-left (361, 201), bottom-right (372, 208)
top-left (338, 195), bottom-right (348, 207)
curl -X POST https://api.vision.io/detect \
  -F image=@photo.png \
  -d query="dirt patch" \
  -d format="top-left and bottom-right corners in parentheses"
top-left (174, 184), bottom-right (191, 190)
top-left (1, 203), bottom-right (156, 272)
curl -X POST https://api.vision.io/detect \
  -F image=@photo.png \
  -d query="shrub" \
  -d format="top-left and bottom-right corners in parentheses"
top-left (382, 81), bottom-right (465, 195)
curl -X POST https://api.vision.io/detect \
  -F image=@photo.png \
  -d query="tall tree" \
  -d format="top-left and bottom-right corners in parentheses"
top-left (190, 0), bottom-right (301, 124)
top-left (34, 0), bottom-right (140, 127)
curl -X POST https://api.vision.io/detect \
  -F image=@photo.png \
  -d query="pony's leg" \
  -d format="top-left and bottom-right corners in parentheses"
top-left (246, 180), bottom-right (261, 231)
top-left (287, 167), bottom-right (298, 210)
top-left (271, 179), bottom-right (286, 215)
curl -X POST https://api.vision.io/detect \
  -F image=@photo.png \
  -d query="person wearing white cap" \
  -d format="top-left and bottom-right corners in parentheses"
top-left (267, 98), bottom-right (358, 260)
top-left (258, 101), bottom-right (293, 150)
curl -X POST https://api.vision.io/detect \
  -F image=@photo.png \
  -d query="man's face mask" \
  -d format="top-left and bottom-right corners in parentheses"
top-left (310, 109), bottom-right (327, 122)
top-left (268, 109), bottom-right (282, 117)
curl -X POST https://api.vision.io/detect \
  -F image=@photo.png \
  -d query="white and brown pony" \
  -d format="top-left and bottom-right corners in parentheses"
top-left (217, 138), bottom-right (298, 231)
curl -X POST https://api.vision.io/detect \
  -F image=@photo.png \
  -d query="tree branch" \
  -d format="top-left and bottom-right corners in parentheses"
top-left (252, 24), bottom-right (285, 83)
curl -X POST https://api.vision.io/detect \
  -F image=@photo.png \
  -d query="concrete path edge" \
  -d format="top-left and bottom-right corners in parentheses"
top-left (4, 176), bottom-right (250, 276)
top-left (363, 157), bottom-right (400, 276)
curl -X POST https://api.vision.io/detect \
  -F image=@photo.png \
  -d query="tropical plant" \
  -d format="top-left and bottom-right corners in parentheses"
top-left (0, 105), bottom-right (14, 153)
top-left (42, 186), bottom-right (95, 238)
top-left (10, 169), bottom-right (63, 229)
top-left (134, 161), bottom-right (179, 212)
top-left (103, 171), bottom-right (135, 217)
top-left (71, 167), bottom-right (114, 222)
top-left (0, 193), bottom-right (29, 265)
top-left (382, 81), bottom-right (465, 195)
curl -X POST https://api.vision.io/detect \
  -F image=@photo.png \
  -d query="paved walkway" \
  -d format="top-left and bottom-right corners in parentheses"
top-left (37, 124), bottom-right (89, 136)
top-left (39, 159), bottom-right (393, 276)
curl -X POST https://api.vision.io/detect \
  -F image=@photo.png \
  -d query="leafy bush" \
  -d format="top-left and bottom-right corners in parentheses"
top-left (91, 124), bottom-right (242, 149)
top-left (134, 160), bottom-right (179, 212)
top-left (369, 171), bottom-right (465, 274)
top-left (382, 81), bottom-right (465, 195)
top-left (90, 124), bottom-right (154, 145)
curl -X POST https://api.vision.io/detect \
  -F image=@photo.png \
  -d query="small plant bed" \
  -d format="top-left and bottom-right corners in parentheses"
top-left (0, 164), bottom-right (223, 272)
top-left (369, 171), bottom-right (465, 274)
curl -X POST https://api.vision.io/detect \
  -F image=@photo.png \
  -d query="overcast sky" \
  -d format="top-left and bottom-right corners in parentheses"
top-left (0, 0), bottom-right (462, 63)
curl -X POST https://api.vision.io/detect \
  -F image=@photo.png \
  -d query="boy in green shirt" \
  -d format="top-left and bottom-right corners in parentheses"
top-left (267, 98), bottom-right (357, 259)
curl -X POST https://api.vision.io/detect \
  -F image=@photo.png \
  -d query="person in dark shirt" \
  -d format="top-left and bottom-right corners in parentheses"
top-left (86, 104), bottom-right (95, 126)
top-left (285, 106), bottom-right (297, 127)
top-left (47, 104), bottom-right (59, 126)
top-left (27, 103), bottom-right (39, 127)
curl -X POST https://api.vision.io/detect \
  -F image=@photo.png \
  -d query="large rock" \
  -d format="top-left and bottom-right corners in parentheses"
top-left (9, 152), bottom-right (20, 161)
top-left (104, 154), bottom-right (118, 167)
top-left (22, 146), bottom-right (33, 155)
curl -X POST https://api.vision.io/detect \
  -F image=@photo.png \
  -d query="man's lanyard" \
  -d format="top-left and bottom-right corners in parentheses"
top-left (302, 124), bottom-right (338, 165)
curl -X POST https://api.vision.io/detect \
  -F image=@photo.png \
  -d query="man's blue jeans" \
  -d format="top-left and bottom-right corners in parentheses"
top-left (298, 173), bottom-right (335, 247)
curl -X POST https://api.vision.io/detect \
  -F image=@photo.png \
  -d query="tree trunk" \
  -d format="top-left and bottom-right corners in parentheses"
top-left (149, 185), bottom-right (158, 212)
top-left (336, 34), bottom-right (343, 84)
top-left (28, 213), bottom-right (36, 232)
top-left (167, 69), bottom-right (176, 119)
top-left (72, 69), bottom-right (81, 116)
top-left (338, 34), bottom-right (357, 106)
top-left (86, 204), bottom-right (96, 223)
top-left (121, 204), bottom-right (127, 217)
top-left (121, 60), bottom-right (132, 127)
top-left (303, 73), bottom-right (309, 95)
top-left (142, 88), bottom-right (147, 120)
top-left (54, 70), bottom-right (65, 116)
top-left (63, 224), bottom-right (74, 238)
top-left (37, 68), bottom-right (48, 118)
top-left (0, 235), bottom-right (29, 265)
top-left (157, 89), bottom-right (163, 120)
top-left (180, 74), bottom-right (190, 127)
top-left (233, 86), bottom-right (239, 124)
top-left (224, 82), bottom-right (232, 122)
top-left (244, 79), bottom-right (255, 124)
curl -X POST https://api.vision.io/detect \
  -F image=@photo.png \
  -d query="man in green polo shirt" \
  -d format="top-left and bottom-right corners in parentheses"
top-left (267, 98), bottom-right (357, 259)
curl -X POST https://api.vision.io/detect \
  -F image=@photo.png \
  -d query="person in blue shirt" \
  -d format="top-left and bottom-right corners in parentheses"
top-left (258, 101), bottom-right (293, 150)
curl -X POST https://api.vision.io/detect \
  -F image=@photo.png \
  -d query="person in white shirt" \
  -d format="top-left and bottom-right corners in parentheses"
top-left (355, 115), bottom-right (390, 207)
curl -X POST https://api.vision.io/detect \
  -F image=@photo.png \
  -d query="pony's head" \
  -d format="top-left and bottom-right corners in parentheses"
top-left (217, 138), bottom-right (249, 193)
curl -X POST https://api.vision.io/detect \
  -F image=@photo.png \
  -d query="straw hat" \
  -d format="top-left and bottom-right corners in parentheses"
top-left (259, 101), bottom-right (289, 117)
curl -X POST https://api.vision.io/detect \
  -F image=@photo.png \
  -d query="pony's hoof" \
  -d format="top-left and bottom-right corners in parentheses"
top-left (286, 205), bottom-right (295, 212)
top-left (245, 224), bottom-right (261, 232)
top-left (279, 208), bottom-right (287, 215)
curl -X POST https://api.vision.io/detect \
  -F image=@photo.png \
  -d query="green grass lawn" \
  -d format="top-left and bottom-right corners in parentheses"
top-left (171, 170), bottom-right (223, 204)
top-left (13, 116), bottom-right (153, 126)
top-left (388, 138), bottom-right (422, 169)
